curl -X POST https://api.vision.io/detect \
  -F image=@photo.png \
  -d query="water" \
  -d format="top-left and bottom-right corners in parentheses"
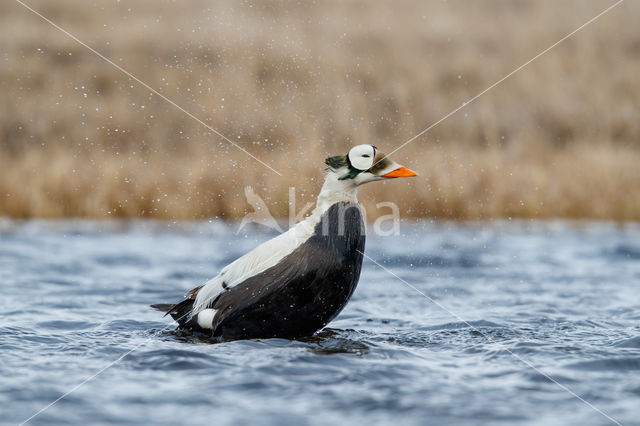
top-left (1, 219), bottom-right (639, 426)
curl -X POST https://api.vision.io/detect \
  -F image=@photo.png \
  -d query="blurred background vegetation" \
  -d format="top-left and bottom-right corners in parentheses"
top-left (1, 0), bottom-right (639, 221)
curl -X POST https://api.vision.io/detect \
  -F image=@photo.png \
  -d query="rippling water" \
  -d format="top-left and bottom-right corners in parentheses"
top-left (1, 219), bottom-right (639, 425)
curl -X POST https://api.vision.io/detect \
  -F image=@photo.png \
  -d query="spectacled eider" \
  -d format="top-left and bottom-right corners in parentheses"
top-left (152, 145), bottom-right (416, 341)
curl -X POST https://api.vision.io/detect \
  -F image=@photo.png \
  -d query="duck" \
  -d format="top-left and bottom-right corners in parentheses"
top-left (151, 145), bottom-right (416, 341)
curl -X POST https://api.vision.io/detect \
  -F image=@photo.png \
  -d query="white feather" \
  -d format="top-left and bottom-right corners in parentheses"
top-left (197, 309), bottom-right (217, 329)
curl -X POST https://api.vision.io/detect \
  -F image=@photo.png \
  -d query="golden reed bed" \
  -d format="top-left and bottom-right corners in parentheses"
top-left (1, 0), bottom-right (639, 221)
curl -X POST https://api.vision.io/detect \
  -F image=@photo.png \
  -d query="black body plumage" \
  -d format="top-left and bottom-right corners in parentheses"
top-left (154, 202), bottom-right (365, 341)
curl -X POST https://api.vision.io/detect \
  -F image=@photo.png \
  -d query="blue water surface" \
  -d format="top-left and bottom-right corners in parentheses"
top-left (1, 219), bottom-right (639, 425)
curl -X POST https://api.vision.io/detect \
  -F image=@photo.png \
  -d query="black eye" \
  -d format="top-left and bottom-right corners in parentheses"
top-left (362, 154), bottom-right (370, 158)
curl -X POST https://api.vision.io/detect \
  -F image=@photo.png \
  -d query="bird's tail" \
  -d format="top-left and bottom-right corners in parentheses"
top-left (150, 299), bottom-right (195, 327)
top-left (150, 303), bottom-right (173, 313)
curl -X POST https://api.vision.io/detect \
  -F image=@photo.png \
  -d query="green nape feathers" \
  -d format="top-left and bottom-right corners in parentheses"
top-left (324, 155), bottom-right (363, 180)
top-left (324, 155), bottom-right (348, 169)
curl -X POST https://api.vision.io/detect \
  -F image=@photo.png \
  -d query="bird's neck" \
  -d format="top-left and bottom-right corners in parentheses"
top-left (313, 172), bottom-right (358, 216)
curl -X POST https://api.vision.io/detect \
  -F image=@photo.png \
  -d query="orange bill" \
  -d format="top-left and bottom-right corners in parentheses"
top-left (382, 166), bottom-right (418, 178)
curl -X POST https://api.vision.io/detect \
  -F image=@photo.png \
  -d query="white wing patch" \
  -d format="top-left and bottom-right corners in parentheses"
top-left (197, 309), bottom-right (217, 329)
top-left (192, 218), bottom-right (318, 315)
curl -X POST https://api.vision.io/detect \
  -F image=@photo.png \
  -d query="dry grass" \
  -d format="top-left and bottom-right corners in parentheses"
top-left (1, 0), bottom-right (639, 221)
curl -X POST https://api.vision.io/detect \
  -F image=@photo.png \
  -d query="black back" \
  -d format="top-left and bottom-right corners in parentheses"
top-left (210, 202), bottom-right (365, 341)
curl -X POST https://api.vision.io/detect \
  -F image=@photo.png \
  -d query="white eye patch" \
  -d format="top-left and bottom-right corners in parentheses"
top-left (348, 144), bottom-right (376, 171)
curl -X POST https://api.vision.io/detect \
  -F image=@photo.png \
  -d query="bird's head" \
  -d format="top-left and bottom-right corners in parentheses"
top-left (325, 144), bottom-right (417, 185)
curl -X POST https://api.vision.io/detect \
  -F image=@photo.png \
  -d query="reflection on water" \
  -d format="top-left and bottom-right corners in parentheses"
top-left (1, 219), bottom-right (639, 425)
top-left (165, 327), bottom-right (371, 355)
top-left (298, 329), bottom-right (371, 355)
